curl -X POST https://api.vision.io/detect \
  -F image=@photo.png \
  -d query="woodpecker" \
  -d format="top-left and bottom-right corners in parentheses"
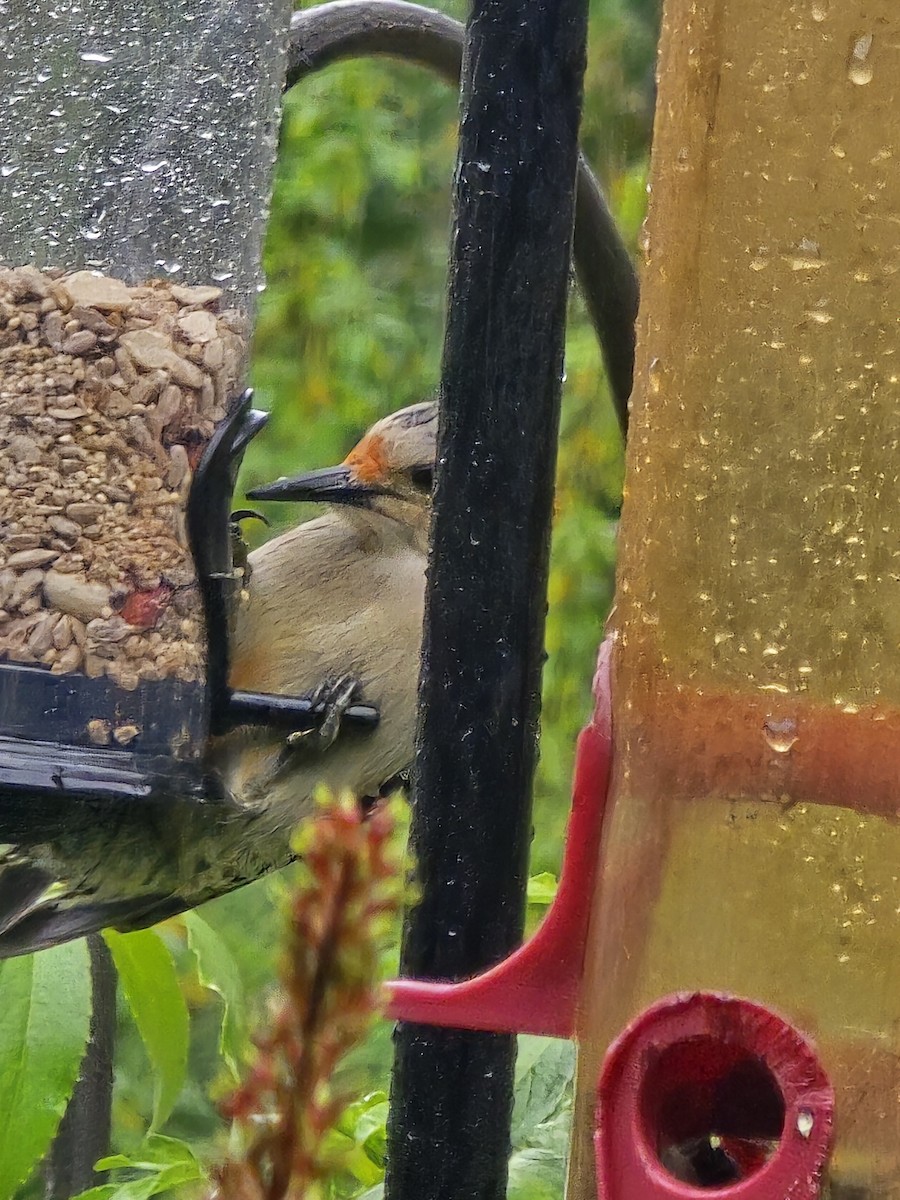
top-left (0, 400), bottom-right (437, 957)
top-left (216, 397), bottom-right (435, 816)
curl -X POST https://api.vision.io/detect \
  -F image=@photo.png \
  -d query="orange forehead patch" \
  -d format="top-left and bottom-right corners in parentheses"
top-left (344, 433), bottom-right (389, 483)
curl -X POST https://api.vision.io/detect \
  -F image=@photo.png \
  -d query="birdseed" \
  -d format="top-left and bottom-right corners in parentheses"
top-left (0, 266), bottom-right (248, 687)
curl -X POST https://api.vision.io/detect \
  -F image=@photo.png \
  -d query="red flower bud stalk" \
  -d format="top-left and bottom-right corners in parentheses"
top-left (211, 790), bottom-right (407, 1200)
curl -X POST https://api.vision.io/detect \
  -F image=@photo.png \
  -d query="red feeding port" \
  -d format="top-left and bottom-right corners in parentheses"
top-left (594, 993), bottom-right (834, 1199)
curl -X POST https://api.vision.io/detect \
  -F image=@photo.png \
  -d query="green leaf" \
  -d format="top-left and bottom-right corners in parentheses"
top-left (84, 1136), bottom-right (204, 1200)
top-left (331, 1092), bottom-right (389, 1184)
top-left (512, 1037), bottom-right (575, 1146)
top-left (0, 940), bottom-right (92, 1199)
top-left (69, 1187), bottom-right (118, 1200)
top-left (355, 1187), bottom-right (384, 1200)
top-left (508, 1107), bottom-right (573, 1200)
top-left (103, 929), bottom-right (188, 1129)
top-left (507, 1147), bottom-right (567, 1200)
top-left (183, 911), bottom-right (245, 1078)
top-left (74, 1166), bottom-right (195, 1200)
top-left (92, 1156), bottom-right (133, 1170)
top-left (526, 872), bottom-right (558, 907)
top-left (95, 1133), bottom-right (201, 1172)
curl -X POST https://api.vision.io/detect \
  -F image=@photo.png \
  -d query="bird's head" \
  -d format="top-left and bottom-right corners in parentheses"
top-left (247, 400), bottom-right (438, 550)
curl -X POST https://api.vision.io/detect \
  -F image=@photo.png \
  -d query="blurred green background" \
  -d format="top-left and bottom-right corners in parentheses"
top-left (68, 0), bottom-right (659, 1193)
top-left (240, 0), bottom-right (657, 872)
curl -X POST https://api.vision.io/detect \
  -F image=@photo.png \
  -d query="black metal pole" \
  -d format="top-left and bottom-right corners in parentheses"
top-left (45, 937), bottom-right (116, 1198)
top-left (384, 0), bottom-right (590, 1194)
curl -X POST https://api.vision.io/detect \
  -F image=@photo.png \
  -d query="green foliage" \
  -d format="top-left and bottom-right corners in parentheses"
top-left (73, 1136), bottom-right (205, 1200)
top-left (0, 942), bottom-right (91, 1200)
top-left (103, 930), bottom-right (189, 1130)
top-left (307, 1034), bottom-right (577, 1200)
top-left (526, 872), bottom-right (559, 909)
top-left (507, 1038), bottom-right (576, 1200)
top-left (183, 913), bottom-right (245, 1083)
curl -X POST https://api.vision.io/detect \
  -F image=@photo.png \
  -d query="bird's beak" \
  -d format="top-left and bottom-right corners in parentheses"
top-left (246, 464), bottom-right (391, 507)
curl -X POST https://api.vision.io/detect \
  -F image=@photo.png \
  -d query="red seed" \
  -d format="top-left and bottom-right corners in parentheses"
top-left (120, 583), bottom-right (173, 629)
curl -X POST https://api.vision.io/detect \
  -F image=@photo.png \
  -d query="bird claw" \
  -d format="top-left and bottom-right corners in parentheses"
top-left (286, 674), bottom-right (362, 754)
top-left (229, 508), bottom-right (269, 586)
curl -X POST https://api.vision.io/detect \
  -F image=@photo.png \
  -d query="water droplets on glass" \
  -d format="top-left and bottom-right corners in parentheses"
top-left (763, 716), bottom-right (798, 754)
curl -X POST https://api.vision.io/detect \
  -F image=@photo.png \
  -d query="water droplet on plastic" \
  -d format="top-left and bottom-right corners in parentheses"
top-left (797, 1110), bottom-right (814, 1138)
top-left (806, 308), bottom-right (833, 325)
top-left (789, 238), bottom-right (823, 270)
top-left (0, 162), bottom-right (19, 178)
top-left (764, 717), bottom-right (798, 753)
top-left (36, 66), bottom-right (51, 83)
top-left (811, 0), bottom-right (828, 19)
top-left (211, 268), bottom-right (234, 282)
top-left (648, 358), bottom-right (662, 394)
top-left (140, 159), bottom-right (168, 175)
top-left (848, 33), bottom-right (874, 85)
top-left (79, 50), bottom-right (113, 64)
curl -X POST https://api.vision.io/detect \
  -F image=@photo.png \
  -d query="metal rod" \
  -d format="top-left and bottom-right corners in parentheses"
top-left (45, 937), bottom-right (116, 1199)
top-left (383, 0), bottom-right (591, 1192)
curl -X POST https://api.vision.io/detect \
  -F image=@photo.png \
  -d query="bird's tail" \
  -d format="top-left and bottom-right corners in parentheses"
top-left (0, 872), bottom-right (186, 958)
top-left (0, 790), bottom-right (270, 959)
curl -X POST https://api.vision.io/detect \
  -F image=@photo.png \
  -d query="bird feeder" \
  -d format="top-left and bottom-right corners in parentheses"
top-left (0, 0), bottom-right (381, 855)
top-left (386, 0), bottom-right (900, 1197)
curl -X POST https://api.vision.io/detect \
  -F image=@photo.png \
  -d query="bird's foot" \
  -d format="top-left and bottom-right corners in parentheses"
top-left (286, 674), bottom-right (362, 755)
top-left (360, 770), bottom-right (410, 815)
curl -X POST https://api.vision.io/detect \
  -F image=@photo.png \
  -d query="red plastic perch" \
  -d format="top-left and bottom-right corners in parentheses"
top-left (385, 636), bottom-right (614, 1039)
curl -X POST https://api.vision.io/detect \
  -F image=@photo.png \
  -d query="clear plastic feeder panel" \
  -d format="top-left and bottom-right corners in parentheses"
top-left (0, 0), bottom-right (290, 798)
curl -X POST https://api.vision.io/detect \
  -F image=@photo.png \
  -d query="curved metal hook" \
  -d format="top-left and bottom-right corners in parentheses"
top-left (285, 0), bottom-right (638, 435)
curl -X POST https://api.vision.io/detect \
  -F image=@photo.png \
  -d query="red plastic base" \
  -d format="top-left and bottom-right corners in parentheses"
top-left (385, 636), bottom-right (614, 1038)
top-left (594, 993), bottom-right (834, 1199)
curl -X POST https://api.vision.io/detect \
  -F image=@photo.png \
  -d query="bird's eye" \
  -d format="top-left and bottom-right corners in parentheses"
top-left (410, 466), bottom-right (433, 492)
